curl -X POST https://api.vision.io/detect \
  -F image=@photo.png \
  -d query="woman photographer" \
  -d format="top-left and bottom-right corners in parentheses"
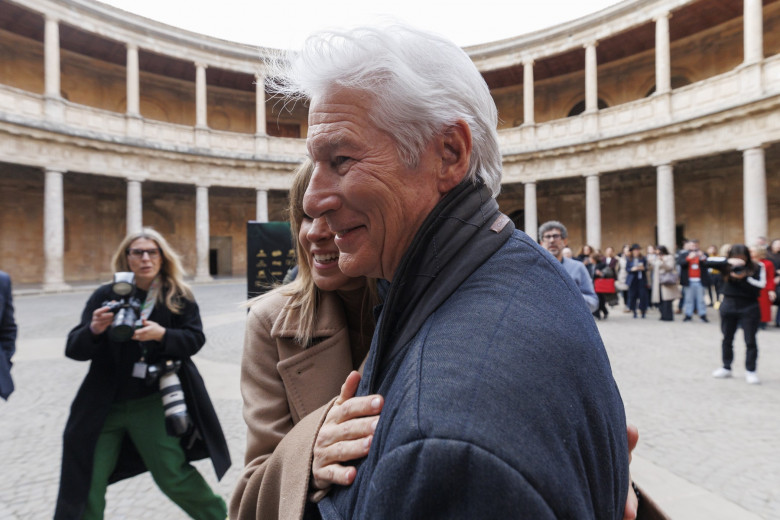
top-left (708, 244), bottom-right (766, 385)
top-left (55, 228), bottom-right (229, 520)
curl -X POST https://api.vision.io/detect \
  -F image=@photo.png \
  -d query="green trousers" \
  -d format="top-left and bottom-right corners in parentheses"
top-left (84, 393), bottom-right (227, 520)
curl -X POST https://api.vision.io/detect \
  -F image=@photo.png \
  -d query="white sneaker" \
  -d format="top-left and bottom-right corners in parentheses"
top-left (712, 367), bottom-right (732, 379)
top-left (745, 371), bottom-right (760, 385)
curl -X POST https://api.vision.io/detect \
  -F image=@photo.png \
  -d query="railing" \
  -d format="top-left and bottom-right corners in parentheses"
top-left (498, 53), bottom-right (780, 155)
top-left (2, 53), bottom-right (778, 165)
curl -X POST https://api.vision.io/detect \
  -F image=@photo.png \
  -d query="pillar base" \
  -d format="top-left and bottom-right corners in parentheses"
top-left (738, 62), bottom-right (763, 96)
top-left (44, 97), bottom-right (64, 122)
top-left (254, 134), bottom-right (269, 155)
top-left (194, 273), bottom-right (214, 283)
top-left (125, 114), bottom-right (143, 138)
top-left (195, 126), bottom-right (210, 148)
top-left (42, 281), bottom-right (71, 293)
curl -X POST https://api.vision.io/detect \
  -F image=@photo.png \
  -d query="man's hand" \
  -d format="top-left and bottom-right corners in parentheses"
top-left (312, 371), bottom-right (383, 490)
top-left (624, 424), bottom-right (640, 520)
top-left (89, 305), bottom-right (115, 335)
top-left (131, 319), bottom-right (166, 342)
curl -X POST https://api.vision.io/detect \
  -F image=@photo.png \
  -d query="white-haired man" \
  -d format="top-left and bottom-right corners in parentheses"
top-left (262, 24), bottom-right (631, 519)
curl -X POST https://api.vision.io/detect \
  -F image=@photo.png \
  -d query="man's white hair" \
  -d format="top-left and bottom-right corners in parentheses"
top-left (267, 24), bottom-right (503, 197)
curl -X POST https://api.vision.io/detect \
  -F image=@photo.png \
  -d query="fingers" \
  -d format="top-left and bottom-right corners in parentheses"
top-left (623, 477), bottom-right (638, 520)
top-left (313, 462), bottom-right (359, 489)
top-left (312, 423), bottom-right (376, 489)
top-left (89, 306), bottom-right (114, 335)
top-left (312, 389), bottom-right (384, 490)
top-left (626, 423), bottom-right (639, 463)
top-left (336, 371), bottom-right (362, 405)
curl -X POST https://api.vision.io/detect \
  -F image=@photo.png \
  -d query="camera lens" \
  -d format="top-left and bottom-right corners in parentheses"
top-left (110, 306), bottom-right (137, 342)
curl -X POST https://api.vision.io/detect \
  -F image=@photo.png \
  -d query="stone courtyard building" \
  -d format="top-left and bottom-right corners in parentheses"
top-left (0, 0), bottom-right (778, 288)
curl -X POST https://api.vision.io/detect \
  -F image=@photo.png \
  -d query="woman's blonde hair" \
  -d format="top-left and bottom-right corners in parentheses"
top-left (111, 227), bottom-right (193, 314)
top-left (250, 159), bottom-right (377, 345)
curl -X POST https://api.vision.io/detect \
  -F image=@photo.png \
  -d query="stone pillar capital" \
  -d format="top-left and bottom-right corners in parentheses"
top-left (653, 11), bottom-right (672, 22)
top-left (738, 143), bottom-right (766, 153)
top-left (522, 58), bottom-right (535, 67)
top-left (652, 161), bottom-right (674, 168)
top-left (194, 62), bottom-right (208, 70)
top-left (583, 40), bottom-right (599, 50)
top-left (44, 166), bottom-right (66, 174)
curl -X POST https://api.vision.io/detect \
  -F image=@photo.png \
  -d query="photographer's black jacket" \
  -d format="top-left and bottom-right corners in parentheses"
top-left (54, 283), bottom-right (230, 520)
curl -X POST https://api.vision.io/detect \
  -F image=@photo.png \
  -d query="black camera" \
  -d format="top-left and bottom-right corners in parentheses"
top-left (147, 359), bottom-right (192, 437)
top-left (731, 265), bottom-right (747, 275)
top-left (102, 272), bottom-right (142, 342)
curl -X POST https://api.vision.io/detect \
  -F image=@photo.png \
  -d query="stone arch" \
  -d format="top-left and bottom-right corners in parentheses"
top-left (567, 98), bottom-right (609, 117)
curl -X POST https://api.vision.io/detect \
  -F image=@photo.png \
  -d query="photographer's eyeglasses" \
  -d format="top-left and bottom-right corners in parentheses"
top-left (542, 233), bottom-right (563, 241)
top-left (127, 248), bottom-right (161, 259)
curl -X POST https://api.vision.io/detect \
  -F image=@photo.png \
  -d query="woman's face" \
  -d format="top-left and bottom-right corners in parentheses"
top-left (771, 240), bottom-right (780, 254)
top-left (300, 215), bottom-right (365, 292)
top-left (126, 237), bottom-right (162, 290)
top-left (632, 249), bottom-right (641, 258)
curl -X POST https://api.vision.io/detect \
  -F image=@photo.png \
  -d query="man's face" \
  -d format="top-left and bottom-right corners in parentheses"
top-left (541, 228), bottom-right (567, 259)
top-left (303, 88), bottom-right (444, 280)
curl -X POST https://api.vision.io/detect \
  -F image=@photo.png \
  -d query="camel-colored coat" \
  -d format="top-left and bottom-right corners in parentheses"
top-left (230, 289), bottom-right (357, 520)
top-left (651, 254), bottom-right (682, 304)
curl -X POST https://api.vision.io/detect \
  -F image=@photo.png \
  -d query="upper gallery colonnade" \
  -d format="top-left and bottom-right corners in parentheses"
top-left (0, 0), bottom-right (778, 286)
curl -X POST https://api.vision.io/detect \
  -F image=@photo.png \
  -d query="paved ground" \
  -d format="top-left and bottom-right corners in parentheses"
top-left (0, 280), bottom-right (778, 519)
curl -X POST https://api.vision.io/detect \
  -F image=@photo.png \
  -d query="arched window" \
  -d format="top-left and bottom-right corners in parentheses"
top-left (567, 98), bottom-right (608, 117)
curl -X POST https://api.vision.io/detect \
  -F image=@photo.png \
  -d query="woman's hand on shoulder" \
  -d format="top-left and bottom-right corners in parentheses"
top-left (132, 319), bottom-right (166, 342)
top-left (311, 371), bottom-right (383, 491)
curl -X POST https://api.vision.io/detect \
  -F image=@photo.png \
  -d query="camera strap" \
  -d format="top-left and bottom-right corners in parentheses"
top-left (137, 276), bottom-right (161, 325)
top-left (132, 277), bottom-right (162, 378)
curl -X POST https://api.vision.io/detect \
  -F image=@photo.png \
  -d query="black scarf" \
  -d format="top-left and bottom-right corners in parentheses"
top-left (363, 178), bottom-right (515, 394)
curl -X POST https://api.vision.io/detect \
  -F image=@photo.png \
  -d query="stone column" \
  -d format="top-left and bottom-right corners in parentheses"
top-left (44, 17), bottom-right (60, 98)
top-left (743, 0), bottom-right (763, 64)
top-left (43, 168), bottom-right (69, 291)
top-left (743, 146), bottom-right (767, 247)
top-left (255, 73), bottom-right (266, 135)
top-left (195, 185), bottom-right (213, 282)
top-left (585, 173), bottom-right (601, 249)
top-left (256, 189), bottom-right (269, 222)
top-left (126, 179), bottom-right (143, 235)
top-left (584, 42), bottom-right (598, 112)
top-left (523, 60), bottom-right (535, 125)
top-left (195, 63), bottom-right (208, 128)
top-left (655, 13), bottom-right (671, 94)
top-left (656, 163), bottom-right (676, 250)
top-left (126, 44), bottom-right (140, 116)
top-left (524, 181), bottom-right (538, 242)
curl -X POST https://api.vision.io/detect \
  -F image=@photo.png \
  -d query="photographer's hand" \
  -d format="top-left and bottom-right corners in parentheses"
top-left (89, 305), bottom-right (114, 335)
top-left (132, 319), bottom-right (166, 342)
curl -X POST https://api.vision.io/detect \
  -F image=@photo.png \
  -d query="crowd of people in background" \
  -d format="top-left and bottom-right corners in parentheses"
top-left (565, 236), bottom-right (780, 384)
top-left (569, 238), bottom-right (780, 326)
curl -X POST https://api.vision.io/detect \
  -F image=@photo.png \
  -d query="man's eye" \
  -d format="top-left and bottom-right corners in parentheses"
top-left (302, 213), bottom-right (313, 221)
top-left (332, 156), bottom-right (351, 168)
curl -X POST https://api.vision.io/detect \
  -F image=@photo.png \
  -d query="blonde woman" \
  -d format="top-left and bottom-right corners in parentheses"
top-left (55, 228), bottom-right (229, 520)
top-left (231, 161), bottom-right (382, 519)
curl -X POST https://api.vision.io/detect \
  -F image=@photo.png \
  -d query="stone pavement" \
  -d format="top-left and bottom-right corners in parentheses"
top-left (0, 280), bottom-right (778, 519)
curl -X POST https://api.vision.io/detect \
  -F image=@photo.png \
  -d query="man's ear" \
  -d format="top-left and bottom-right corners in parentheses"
top-left (437, 119), bottom-right (472, 194)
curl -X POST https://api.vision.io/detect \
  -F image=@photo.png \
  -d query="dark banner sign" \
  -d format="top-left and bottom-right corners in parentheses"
top-left (246, 221), bottom-right (295, 299)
